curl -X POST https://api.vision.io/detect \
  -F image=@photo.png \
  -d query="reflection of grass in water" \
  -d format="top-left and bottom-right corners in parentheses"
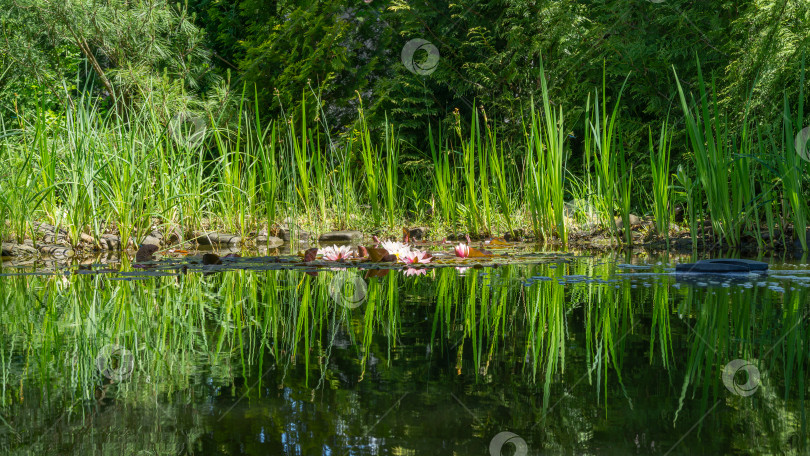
top-left (0, 260), bottom-right (808, 451)
top-left (672, 281), bottom-right (809, 448)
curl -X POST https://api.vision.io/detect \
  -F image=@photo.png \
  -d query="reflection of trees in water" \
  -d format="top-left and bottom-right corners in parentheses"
top-left (0, 256), bottom-right (807, 454)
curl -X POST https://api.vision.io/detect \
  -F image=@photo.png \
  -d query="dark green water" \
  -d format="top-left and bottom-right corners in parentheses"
top-left (0, 252), bottom-right (808, 455)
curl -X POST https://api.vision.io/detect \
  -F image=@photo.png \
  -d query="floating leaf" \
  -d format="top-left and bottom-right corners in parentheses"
top-left (487, 238), bottom-right (510, 247)
top-left (467, 247), bottom-right (494, 258)
top-left (202, 253), bottom-right (222, 265)
top-left (135, 244), bottom-right (159, 262)
top-left (303, 248), bottom-right (318, 262)
top-left (365, 269), bottom-right (390, 278)
top-left (367, 248), bottom-right (390, 262)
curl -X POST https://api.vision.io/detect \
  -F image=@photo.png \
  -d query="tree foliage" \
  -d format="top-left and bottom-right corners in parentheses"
top-left (2, 0), bottom-right (809, 158)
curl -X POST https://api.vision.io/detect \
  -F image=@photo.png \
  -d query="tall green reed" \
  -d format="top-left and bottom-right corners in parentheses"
top-left (649, 119), bottom-right (672, 243)
top-left (382, 118), bottom-right (400, 229)
top-left (356, 97), bottom-right (382, 227)
top-left (428, 124), bottom-right (456, 226)
top-left (587, 68), bottom-right (630, 243)
top-left (524, 60), bottom-right (567, 243)
top-left (675, 62), bottom-right (744, 247)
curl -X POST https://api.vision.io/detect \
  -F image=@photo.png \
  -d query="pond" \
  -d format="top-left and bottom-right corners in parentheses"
top-left (0, 250), bottom-right (808, 455)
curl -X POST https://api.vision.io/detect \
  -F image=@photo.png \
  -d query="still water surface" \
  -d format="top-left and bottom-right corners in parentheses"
top-left (0, 251), bottom-right (808, 455)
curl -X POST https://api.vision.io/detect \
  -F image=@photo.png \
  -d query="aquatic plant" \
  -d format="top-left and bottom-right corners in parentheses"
top-left (319, 245), bottom-right (355, 261)
top-left (649, 119), bottom-right (673, 243)
top-left (587, 65), bottom-right (630, 243)
top-left (403, 267), bottom-right (428, 276)
top-left (454, 243), bottom-right (470, 258)
top-left (381, 240), bottom-right (411, 260)
top-left (524, 58), bottom-right (567, 243)
top-left (400, 249), bottom-right (431, 264)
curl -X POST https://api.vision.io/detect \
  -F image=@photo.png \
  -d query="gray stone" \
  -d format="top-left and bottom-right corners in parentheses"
top-left (504, 229), bottom-right (525, 242)
top-left (256, 235), bottom-right (284, 248)
top-left (100, 234), bottom-right (121, 250)
top-left (700, 259), bottom-right (769, 271)
top-left (194, 232), bottom-right (241, 246)
top-left (614, 214), bottom-right (641, 230)
top-left (279, 227), bottom-right (311, 241)
top-left (793, 228), bottom-right (810, 251)
top-left (1, 242), bottom-right (39, 257)
top-left (37, 244), bottom-right (75, 258)
top-left (318, 230), bottom-right (363, 242)
top-left (675, 259), bottom-right (768, 273)
top-left (141, 235), bottom-right (162, 247)
top-left (408, 227), bottom-right (429, 241)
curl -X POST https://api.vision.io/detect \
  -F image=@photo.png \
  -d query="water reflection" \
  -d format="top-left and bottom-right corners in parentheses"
top-left (0, 254), bottom-right (807, 454)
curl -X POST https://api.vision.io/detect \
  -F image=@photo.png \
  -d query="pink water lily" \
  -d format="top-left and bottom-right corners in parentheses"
top-left (403, 268), bottom-right (428, 277)
top-left (401, 249), bottom-right (431, 264)
top-left (454, 243), bottom-right (470, 258)
top-left (319, 245), bottom-right (355, 261)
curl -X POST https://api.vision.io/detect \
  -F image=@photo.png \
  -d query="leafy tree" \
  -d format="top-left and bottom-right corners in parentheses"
top-left (1, 0), bottom-right (220, 117)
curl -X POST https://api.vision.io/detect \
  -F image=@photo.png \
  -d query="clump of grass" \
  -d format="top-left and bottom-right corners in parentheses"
top-left (585, 66), bottom-right (632, 244)
top-left (524, 58), bottom-right (568, 243)
top-left (675, 62), bottom-right (744, 247)
top-left (649, 119), bottom-right (673, 245)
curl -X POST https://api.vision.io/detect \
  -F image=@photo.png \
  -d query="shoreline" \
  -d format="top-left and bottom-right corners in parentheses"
top-left (3, 216), bottom-right (809, 265)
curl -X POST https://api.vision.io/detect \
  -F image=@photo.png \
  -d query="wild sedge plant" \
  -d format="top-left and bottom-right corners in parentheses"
top-left (674, 165), bottom-right (699, 250)
top-left (429, 124), bottom-right (456, 225)
top-left (0, 148), bottom-right (42, 243)
top-left (675, 63), bottom-right (741, 247)
top-left (778, 81), bottom-right (808, 251)
top-left (459, 108), bottom-right (485, 234)
top-left (382, 118), bottom-right (400, 229)
top-left (616, 138), bottom-right (633, 246)
top-left (524, 101), bottom-right (552, 241)
top-left (486, 123), bottom-right (514, 235)
top-left (289, 93), bottom-right (313, 218)
top-left (98, 116), bottom-right (157, 248)
top-left (649, 119), bottom-right (672, 242)
top-left (478, 110), bottom-right (493, 234)
top-left (523, 58), bottom-right (568, 243)
top-left (588, 68), bottom-right (630, 244)
top-left (59, 98), bottom-right (106, 246)
top-left (356, 97), bottom-right (381, 227)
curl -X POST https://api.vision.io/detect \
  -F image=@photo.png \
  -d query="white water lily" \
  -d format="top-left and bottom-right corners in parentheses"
top-left (380, 241), bottom-right (411, 260)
